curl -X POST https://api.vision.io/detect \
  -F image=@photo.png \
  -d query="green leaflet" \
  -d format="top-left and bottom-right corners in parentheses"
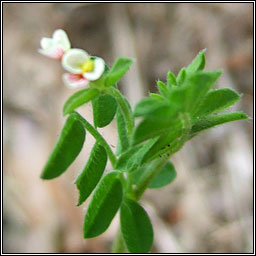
top-left (176, 68), bottom-right (186, 85)
top-left (185, 70), bottom-right (222, 114)
top-left (190, 112), bottom-right (248, 137)
top-left (150, 93), bottom-right (166, 101)
top-left (41, 113), bottom-right (85, 179)
top-left (166, 71), bottom-right (177, 89)
top-left (169, 70), bottom-right (222, 114)
top-left (149, 162), bottom-right (177, 189)
top-left (186, 49), bottom-right (206, 74)
top-left (63, 88), bottom-right (100, 116)
top-left (142, 130), bottom-right (182, 163)
top-left (105, 57), bottom-right (134, 87)
top-left (132, 162), bottom-right (177, 189)
top-left (116, 106), bottom-right (129, 156)
top-left (134, 98), bottom-right (175, 120)
top-left (157, 80), bottom-right (168, 97)
top-left (132, 118), bottom-right (182, 145)
top-left (193, 88), bottom-right (241, 118)
top-left (92, 94), bottom-right (117, 128)
top-left (75, 143), bottom-right (107, 206)
top-left (83, 172), bottom-right (123, 238)
top-left (115, 146), bottom-right (141, 171)
top-left (120, 198), bottom-right (154, 253)
top-left (116, 138), bottom-right (158, 173)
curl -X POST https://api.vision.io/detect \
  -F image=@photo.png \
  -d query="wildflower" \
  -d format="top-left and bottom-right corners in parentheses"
top-left (39, 30), bottom-right (105, 88)
top-left (62, 48), bottom-right (105, 88)
top-left (38, 29), bottom-right (71, 60)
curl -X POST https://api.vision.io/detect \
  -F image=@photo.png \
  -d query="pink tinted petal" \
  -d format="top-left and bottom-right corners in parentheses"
top-left (38, 47), bottom-right (65, 60)
top-left (63, 73), bottom-right (89, 88)
top-left (53, 48), bottom-right (66, 60)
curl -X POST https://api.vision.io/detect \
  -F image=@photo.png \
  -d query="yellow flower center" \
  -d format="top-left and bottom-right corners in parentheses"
top-left (82, 60), bottom-right (94, 73)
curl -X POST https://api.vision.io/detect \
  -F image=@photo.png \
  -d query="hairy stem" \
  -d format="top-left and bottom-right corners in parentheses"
top-left (73, 111), bottom-right (117, 167)
top-left (108, 87), bottom-right (134, 137)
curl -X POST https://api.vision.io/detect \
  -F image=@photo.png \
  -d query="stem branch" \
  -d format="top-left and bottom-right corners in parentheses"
top-left (108, 87), bottom-right (134, 137)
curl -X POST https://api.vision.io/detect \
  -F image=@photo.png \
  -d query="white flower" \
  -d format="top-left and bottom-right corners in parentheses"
top-left (62, 48), bottom-right (105, 86)
top-left (38, 29), bottom-right (71, 60)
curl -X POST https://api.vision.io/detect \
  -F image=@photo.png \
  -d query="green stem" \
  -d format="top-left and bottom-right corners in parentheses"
top-left (111, 228), bottom-right (126, 253)
top-left (73, 111), bottom-right (117, 167)
top-left (108, 87), bottom-right (134, 137)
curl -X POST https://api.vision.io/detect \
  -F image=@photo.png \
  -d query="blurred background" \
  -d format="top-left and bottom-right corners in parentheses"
top-left (3, 3), bottom-right (253, 253)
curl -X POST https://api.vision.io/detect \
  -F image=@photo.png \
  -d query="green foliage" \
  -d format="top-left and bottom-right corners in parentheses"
top-left (186, 49), bottom-right (206, 73)
top-left (92, 94), bottom-right (117, 128)
top-left (41, 49), bottom-right (248, 253)
top-left (194, 88), bottom-right (241, 118)
top-left (168, 70), bottom-right (222, 113)
top-left (132, 118), bottom-right (182, 145)
top-left (157, 80), bottom-right (168, 96)
top-left (105, 57), bottom-right (134, 87)
top-left (63, 88), bottom-right (100, 116)
top-left (149, 92), bottom-right (165, 100)
top-left (142, 131), bottom-right (182, 163)
top-left (75, 143), bottom-right (107, 206)
top-left (134, 97), bottom-right (174, 119)
top-left (120, 198), bottom-right (154, 253)
top-left (115, 138), bottom-right (157, 173)
top-left (190, 112), bottom-right (248, 137)
top-left (149, 162), bottom-right (177, 188)
top-left (41, 113), bottom-right (85, 179)
top-left (116, 106), bottom-right (129, 156)
top-left (83, 172), bottom-right (123, 238)
top-left (132, 161), bottom-right (177, 189)
top-left (176, 67), bottom-right (187, 85)
top-left (166, 71), bottom-right (177, 88)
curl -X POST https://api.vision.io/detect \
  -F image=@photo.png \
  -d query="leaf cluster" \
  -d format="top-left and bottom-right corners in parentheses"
top-left (41, 50), bottom-right (247, 253)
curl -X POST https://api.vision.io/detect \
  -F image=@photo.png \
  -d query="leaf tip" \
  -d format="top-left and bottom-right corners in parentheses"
top-left (76, 201), bottom-right (82, 207)
top-left (40, 171), bottom-right (50, 180)
top-left (239, 112), bottom-right (249, 120)
top-left (200, 48), bottom-right (207, 54)
top-left (63, 109), bottom-right (68, 116)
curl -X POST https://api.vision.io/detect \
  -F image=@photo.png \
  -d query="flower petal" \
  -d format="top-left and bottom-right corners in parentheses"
top-left (62, 49), bottom-right (89, 74)
top-left (62, 73), bottom-right (89, 88)
top-left (40, 37), bottom-right (53, 50)
top-left (53, 29), bottom-right (71, 51)
top-left (38, 47), bottom-right (65, 60)
top-left (83, 57), bottom-right (105, 81)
